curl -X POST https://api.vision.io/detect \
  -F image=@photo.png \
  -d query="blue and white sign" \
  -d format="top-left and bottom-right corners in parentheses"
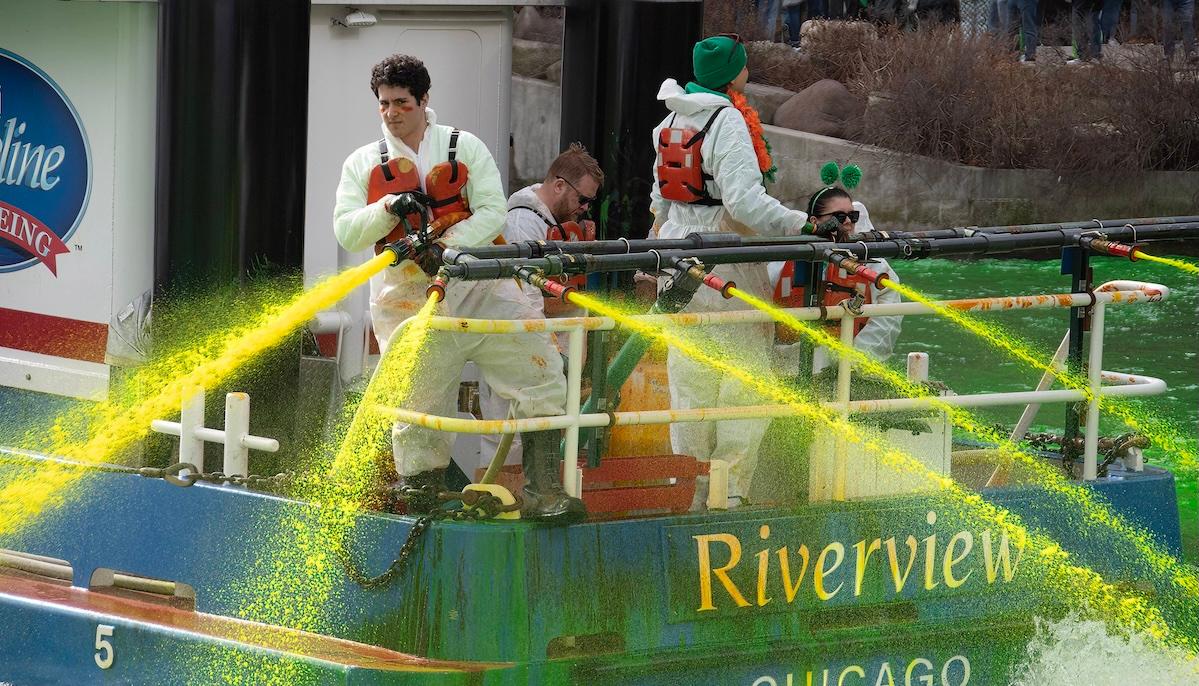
top-left (0, 48), bottom-right (91, 276)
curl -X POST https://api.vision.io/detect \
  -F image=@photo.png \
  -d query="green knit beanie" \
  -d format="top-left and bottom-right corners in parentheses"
top-left (692, 36), bottom-right (747, 90)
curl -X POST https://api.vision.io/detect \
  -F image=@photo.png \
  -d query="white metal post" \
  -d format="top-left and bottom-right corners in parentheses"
top-left (563, 325), bottom-right (585, 499)
top-left (1010, 334), bottom-right (1071, 442)
top-left (179, 387), bottom-right (205, 472)
top-left (707, 459), bottom-right (729, 510)
top-left (223, 393), bottom-right (251, 477)
top-left (834, 314), bottom-right (855, 501)
top-left (906, 352), bottom-right (929, 382)
top-left (1083, 302), bottom-right (1105, 480)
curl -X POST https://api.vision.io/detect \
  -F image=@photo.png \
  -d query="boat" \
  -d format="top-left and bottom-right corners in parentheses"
top-left (1, 2), bottom-right (1196, 684)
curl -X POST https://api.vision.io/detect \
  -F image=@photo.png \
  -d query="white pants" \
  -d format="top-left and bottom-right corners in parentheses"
top-left (391, 327), bottom-right (566, 476)
top-left (665, 260), bottom-right (774, 500)
top-left (372, 276), bottom-right (566, 476)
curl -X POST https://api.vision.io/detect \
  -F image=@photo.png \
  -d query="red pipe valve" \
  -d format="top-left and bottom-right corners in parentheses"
top-left (425, 269), bottom-right (450, 302)
top-left (516, 268), bottom-right (576, 302)
top-left (828, 254), bottom-right (889, 288)
top-left (700, 272), bottom-right (736, 298)
top-left (1084, 237), bottom-right (1138, 261)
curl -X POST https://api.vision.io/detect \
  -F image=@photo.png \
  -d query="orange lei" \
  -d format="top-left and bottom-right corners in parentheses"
top-left (729, 90), bottom-right (777, 182)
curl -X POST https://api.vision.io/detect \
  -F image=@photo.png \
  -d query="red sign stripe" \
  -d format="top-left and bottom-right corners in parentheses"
top-left (0, 307), bottom-right (107, 363)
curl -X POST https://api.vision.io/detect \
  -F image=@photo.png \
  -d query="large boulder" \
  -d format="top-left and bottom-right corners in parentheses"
top-left (512, 38), bottom-right (562, 80)
top-left (744, 82), bottom-right (796, 125)
top-left (772, 79), bottom-right (864, 139)
top-left (514, 7), bottom-right (563, 44)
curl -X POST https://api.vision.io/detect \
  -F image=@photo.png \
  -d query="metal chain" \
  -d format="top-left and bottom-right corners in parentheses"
top-left (136, 461), bottom-right (293, 493)
top-left (336, 486), bottom-right (521, 589)
top-left (0, 454), bottom-right (292, 493)
top-left (1020, 431), bottom-right (1147, 477)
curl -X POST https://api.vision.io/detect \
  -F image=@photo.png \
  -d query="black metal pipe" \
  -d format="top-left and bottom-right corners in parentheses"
top-left (1062, 246), bottom-right (1091, 474)
top-left (448, 215), bottom-right (1199, 263)
top-left (443, 222), bottom-right (1199, 280)
top-left (975, 216), bottom-right (1199, 235)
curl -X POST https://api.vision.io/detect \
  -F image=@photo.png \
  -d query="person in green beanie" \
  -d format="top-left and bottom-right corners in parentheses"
top-left (648, 34), bottom-right (808, 511)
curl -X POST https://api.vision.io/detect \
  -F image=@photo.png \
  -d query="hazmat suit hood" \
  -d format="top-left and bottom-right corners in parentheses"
top-left (507, 184), bottom-right (554, 220)
top-left (657, 78), bottom-right (729, 118)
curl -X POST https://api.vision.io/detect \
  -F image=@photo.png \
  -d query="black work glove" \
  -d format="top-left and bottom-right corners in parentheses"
top-left (417, 242), bottom-right (445, 277)
top-left (811, 216), bottom-right (842, 239)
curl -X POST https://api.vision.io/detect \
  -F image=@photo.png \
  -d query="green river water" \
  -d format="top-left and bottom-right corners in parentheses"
top-left (890, 256), bottom-right (1198, 564)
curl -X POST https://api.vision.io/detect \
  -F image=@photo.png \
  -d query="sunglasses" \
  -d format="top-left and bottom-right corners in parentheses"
top-left (820, 210), bottom-right (860, 224)
top-left (556, 175), bottom-right (595, 206)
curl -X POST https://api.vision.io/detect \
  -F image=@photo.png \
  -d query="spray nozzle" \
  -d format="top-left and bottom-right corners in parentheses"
top-left (826, 251), bottom-right (888, 288)
top-left (381, 235), bottom-right (424, 267)
top-left (426, 268), bottom-right (450, 302)
top-left (515, 266), bottom-right (575, 302)
top-left (701, 272), bottom-right (736, 298)
top-left (1079, 234), bottom-right (1139, 261)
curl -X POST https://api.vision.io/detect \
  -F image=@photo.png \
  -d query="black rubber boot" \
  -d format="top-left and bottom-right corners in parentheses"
top-left (521, 430), bottom-right (587, 524)
top-left (391, 468), bottom-right (447, 514)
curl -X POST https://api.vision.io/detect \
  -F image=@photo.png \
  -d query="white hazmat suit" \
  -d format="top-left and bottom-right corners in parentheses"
top-left (333, 111), bottom-right (567, 477)
top-left (649, 79), bottom-right (808, 501)
top-left (477, 184), bottom-right (571, 467)
top-left (769, 202), bottom-right (904, 373)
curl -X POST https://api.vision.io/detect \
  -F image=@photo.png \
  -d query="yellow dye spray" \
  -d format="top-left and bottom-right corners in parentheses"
top-left (0, 252), bottom-right (397, 540)
top-left (879, 277), bottom-right (1198, 475)
top-left (200, 293), bottom-right (441, 685)
top-left (567, 290), bottom-right (1183, 649)
top-left (1133, 251), bottom-right (1199, 276)
top-left (724, 286), bottom-right (1199, 614)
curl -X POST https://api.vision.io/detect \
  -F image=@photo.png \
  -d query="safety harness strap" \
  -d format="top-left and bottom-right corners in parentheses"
top-left (508, 204), bottom-right (555, 227)
top-left (377, 139), bottom-right (394, 182)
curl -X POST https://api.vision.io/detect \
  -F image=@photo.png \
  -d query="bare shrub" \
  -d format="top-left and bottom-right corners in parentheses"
top-left (745, 22), bottom-right (876, 92)
top-left (855, 26), bottom-right (1071, 169)
top-left (1056, 57), bottom-right (1199, 172)
top-left (852, 26), bottom-right (1199, 172)
top-left (704, 0), bottom-right (770, 41)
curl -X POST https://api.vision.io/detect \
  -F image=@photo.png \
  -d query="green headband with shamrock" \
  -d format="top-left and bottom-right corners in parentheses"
top-left (807, 161), bottom-right (862, 215)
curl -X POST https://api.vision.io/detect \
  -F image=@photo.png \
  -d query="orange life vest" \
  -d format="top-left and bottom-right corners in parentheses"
top-left (508, 205), bottom-right (595, 293)
top-left (655, 108), bottom-right (727, 205)
top-left (367, 132), bottom-right (473, 254)
top-left (774, 262), bottom-right (872, 341)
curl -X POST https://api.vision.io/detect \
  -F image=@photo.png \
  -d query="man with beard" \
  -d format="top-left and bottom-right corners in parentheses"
top-left (477, 144), bottom-right (604, 471)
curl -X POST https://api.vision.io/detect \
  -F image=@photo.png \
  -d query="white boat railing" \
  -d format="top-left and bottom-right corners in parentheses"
top-left (377, 280), bottom-right (1168, 499)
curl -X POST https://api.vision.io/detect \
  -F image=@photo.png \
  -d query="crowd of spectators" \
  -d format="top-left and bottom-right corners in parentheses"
top-left (741, 0), bottom-right (1196, 65)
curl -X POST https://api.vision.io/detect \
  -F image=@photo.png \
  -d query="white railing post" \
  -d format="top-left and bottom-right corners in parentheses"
top-left (562, 325), bottom-right (585, 499)
top-left (179, 387), bottom-right (205, 472)
top-left (151, 391), bottom-right (279, 483)
top-left (223, 393), bottom-right (251, 477)
top-left (1083, 302), bottom-right (1105, 481)
top-left (707, 459), bottom-right (729, 510)
top-left (906, 352), bottom-right (929, 382)
top-left (834, 314), bottom-right (855, 501)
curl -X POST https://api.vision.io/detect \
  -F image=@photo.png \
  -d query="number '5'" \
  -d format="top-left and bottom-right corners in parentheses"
top-left (94, 624), bottom-right (115, 669)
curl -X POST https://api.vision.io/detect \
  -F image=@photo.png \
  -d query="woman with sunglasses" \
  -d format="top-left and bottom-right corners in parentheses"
top-left (649, 34), bottom-right (811, 511)
top-left (800, 186), bottom-right (903, 373)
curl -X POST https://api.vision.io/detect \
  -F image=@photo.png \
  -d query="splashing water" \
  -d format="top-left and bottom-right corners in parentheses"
top-left (879, 278), bottom-right (1198, 475)
top-left (566, 290), bottom-right (1185, 650)
top-left (197, 293), bottom-right (442, 685)
top-left (1133, 251), bottom-right (1199, 276)
top-left (724, 285), bottom-right (1199, 636)
top-left (1010, 614), bottom-right (1199, 685)
top-left (0, 251), bottom-right (397, 541)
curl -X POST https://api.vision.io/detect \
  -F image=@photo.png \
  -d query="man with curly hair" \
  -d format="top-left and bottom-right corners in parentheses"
top-left (333, 54), bottom-right (584, 524)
